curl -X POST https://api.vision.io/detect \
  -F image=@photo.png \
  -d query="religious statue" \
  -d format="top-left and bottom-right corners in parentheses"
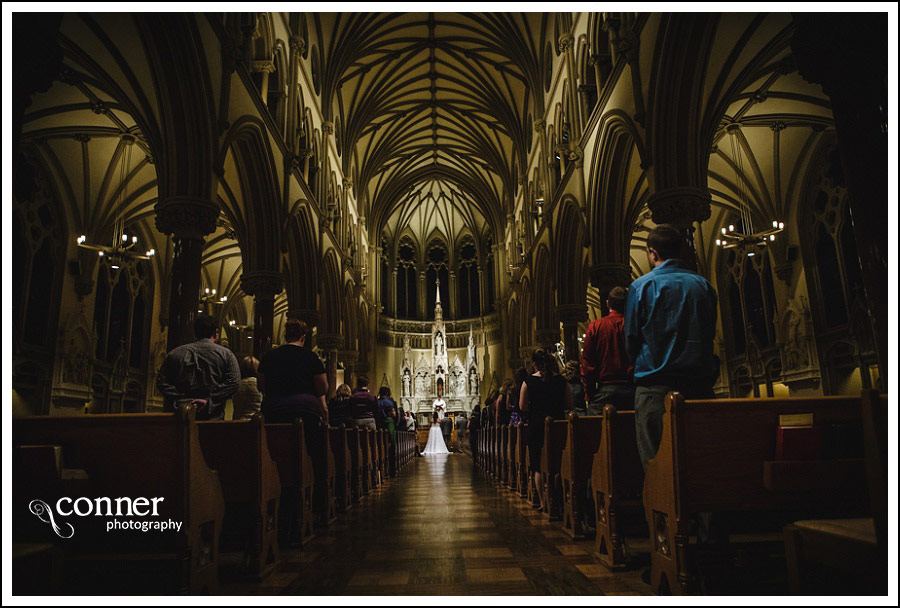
top-left (402, 369), bottom-right (411, 396)
top-left (435, 331), bottom-right (444, 356)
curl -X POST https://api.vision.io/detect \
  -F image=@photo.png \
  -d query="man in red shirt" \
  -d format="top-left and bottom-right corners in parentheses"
top-left (580, 286), bottom-right (635, 415)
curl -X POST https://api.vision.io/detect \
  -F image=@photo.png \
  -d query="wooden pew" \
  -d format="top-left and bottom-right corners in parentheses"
top-left (590, 406), bottom-right (643, 568)
top-left (499, 426), bottom-right (509, 485)
top-left (196, 416), bottom-right (281, 580)
top-left (560, 413), bottom-right (604, 539)
top-left (328, 426), bottom-right (352, 513)
top-left (12, 405), bottom-right (223, 595)
top-left (345, 426), bottom-right (365, 502)
top-left (540, 418), bottom-right (569, 521)
top-left (515, 425), bottom-right (529, 499)
top-left (265, 420), bottom-right (315, 546)
top-left (366, 428), bottom-right (380, 490)
top-left (645, 393), bottom-right (867, 595)
top-left (313, 423), bottom-right (338, 526)
top-left (783, 389), bottom-right (887, 595)
top-left (358, 427), bottom-right (372, 495)
top-left (506, 424), bottom-right (518, 490)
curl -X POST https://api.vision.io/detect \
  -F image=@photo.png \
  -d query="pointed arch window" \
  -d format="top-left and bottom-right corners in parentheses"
top-left (425, 241), bottom-right (449, 320)
top-left (457, 239), bottom-right (480, 319)
top-left (396, 239), bottom-right (418, 319)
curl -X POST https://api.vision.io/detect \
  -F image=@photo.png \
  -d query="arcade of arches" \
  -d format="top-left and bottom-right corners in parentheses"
top-left (9, 10), bottom-right (891, 599)
top-left (12, 12), bottom-right (886, 420)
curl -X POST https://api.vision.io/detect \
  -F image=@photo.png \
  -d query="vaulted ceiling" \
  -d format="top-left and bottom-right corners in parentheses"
top-left (309, 12), bottom-right (553, 238)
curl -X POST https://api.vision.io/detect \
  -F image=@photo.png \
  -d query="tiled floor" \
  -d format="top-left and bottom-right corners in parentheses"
top-left (222, 453), bottom-right (649, 595)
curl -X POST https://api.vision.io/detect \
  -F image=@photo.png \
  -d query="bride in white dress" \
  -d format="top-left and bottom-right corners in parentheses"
top-left (421, 413), bottom-right (449, 455)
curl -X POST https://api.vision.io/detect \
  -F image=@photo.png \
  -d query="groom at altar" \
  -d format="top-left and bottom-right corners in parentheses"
top-left (440, 414), bottom-right (453, 450)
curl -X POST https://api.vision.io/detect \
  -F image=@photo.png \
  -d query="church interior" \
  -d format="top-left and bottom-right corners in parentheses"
top-left (9, 10), bottom-right (892, 599)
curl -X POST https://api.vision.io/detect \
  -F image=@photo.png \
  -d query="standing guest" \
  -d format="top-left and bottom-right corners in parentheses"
top-left (455, 413), bottom-right (468, 451)
top-left (519, 348), bottom-right (572, 513)
top-left (481, 393), bottom-right (495, 428)
top-left (405, 410), bottom-right (417, 431)
top-left (349, 376), bottom-right (379, 431)
top-left (624, 225), bottom-right (718, 468)
top-left (232, 355), bottom-right (262, 420)
top-left (581, 286), bottom-right (635, 416)
top-left (625, 224), bottom-right (722, 556)
top-left (507, 368), bottom-right (528, 426)
top-left (329, 383), bottom-right (354, 427)
top-left (376, 387), bottom-right (396, 430)
top-left (258, 319), bottom-right (328, 425)
top-left (561, 361), bottom-right (586, 416)
top-left (495, 380), bottom-right (512, 426)
top-left (468, 405), bottom-right (481, 461)
top-left (157, 314), bottom-right (240, 421)
top-left (440, 413), bottom-right (453, 450)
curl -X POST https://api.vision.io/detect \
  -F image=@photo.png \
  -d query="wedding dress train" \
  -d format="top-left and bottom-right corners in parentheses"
top-left (422, 423), bottom-right (449, 455)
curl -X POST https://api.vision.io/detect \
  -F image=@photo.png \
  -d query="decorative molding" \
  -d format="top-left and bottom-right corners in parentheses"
top-left (240, 270), bottom-right (284, 300)
top-left (647, 186), bottom-right (711, 226)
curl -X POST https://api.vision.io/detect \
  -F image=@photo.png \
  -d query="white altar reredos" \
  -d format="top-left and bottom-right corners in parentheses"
top-left (399, 281), bottom-right (480, 422)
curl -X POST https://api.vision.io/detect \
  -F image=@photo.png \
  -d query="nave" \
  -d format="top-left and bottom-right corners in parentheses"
top-left (223, 453), bottom-right (781, 597)
top-left (226, 453), bottom-right (643, 596)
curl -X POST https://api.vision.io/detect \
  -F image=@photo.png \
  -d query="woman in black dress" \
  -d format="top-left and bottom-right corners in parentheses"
top-left (519, 349), bottom-right (572, 512)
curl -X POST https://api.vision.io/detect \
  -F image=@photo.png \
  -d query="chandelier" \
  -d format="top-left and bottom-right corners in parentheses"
top-left (715, 123), bottom-right (784, 254)
top-left (75, 134), bottom-right (154, 269)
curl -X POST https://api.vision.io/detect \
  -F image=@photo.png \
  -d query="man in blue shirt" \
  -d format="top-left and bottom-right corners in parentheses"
top-left (624, 224), bottom-right (719, 470)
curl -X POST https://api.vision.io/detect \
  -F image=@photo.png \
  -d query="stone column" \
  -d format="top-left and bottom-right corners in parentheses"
top-left (155, 197), bottom-right (219, 351)
top-left (418, 271), bottom-right (426, 319)
top-left (791, 13), bottom-right (888, 387)
top-left (339, 349), bottom-right (358, 390)
top-left (589, 263), bottom-right (633, 315)
top-left (317, 334), bottom-right (343, 400)
top-left (390, 269), bottom-right (398, 317)
top-left (557, 304), bottom-right (588, 363)
top-left (448, 270), bottom-right (458, 319)
top-left (241, 271), bottom-right (284, 358)
top-left (646, 187), bottom-right (711, 270)
top-left (251, 60), bottom-right (275, 101)
top-left (477, 265), bottom-right (486, 317)
top-left (534, 328), bottom-right (560, 351)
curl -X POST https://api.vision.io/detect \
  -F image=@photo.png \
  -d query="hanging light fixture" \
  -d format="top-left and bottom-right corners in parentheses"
top-left (715, 123), bottom-right (784, 251)
top-left (75, 134), bottom-right (155, 265)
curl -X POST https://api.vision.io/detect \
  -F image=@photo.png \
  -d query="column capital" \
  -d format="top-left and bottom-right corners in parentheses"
top-left (534, 328), bottom-right (560, 348)
top-left (322, 120), bottom-right (334, 135)
top-left (316, 333), bottom-right (344, 351)
top-left (647, 186), bottom-right (711, 226)
top-left (558, 33), bottom-right (575, 52)
top-left (288, 35), bottom-right (306, 55)
top-left (589, 262), bottom-right (632, 291)
top-left (287, 308), bottom-right (320, 328)
top-left (556, 304), bottom-right (588, 324)
top-left (154, 196), bottom-right (219, 239)
top-left (250, 60), bottom-right (275, 74)
top-left (240, 271), bottom-right (284, 300)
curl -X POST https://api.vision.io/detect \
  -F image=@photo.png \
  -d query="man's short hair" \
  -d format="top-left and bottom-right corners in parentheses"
top-left (284, 318), bottom-right (310, 343)
top-left (379, 386), bottom-right (390, 397)
top-left (647, 224), bottom-right (686, 261)
top-left (356, 375), bottom-right (369, 390)
top-left (194, 314), bottom-right (218, 339)
top-left (608, 286), bottom-right (627, 312)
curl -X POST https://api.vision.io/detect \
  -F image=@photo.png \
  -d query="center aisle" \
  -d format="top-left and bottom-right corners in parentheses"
top-left (225, 452), bottom-right (646, 596)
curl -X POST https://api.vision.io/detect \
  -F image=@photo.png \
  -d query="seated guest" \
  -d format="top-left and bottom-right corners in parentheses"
top-left (350, 377), bottom-right (379, 431)
top-left (157, 314), bottom-right (240, 420)
top-left (232, 355), bottom-right (262, 420)
top-left (329, 383), bottom-right (354, 427)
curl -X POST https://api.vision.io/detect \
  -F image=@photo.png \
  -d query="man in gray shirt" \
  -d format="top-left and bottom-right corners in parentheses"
top-left (156, 314), bottom-right (241, 420)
